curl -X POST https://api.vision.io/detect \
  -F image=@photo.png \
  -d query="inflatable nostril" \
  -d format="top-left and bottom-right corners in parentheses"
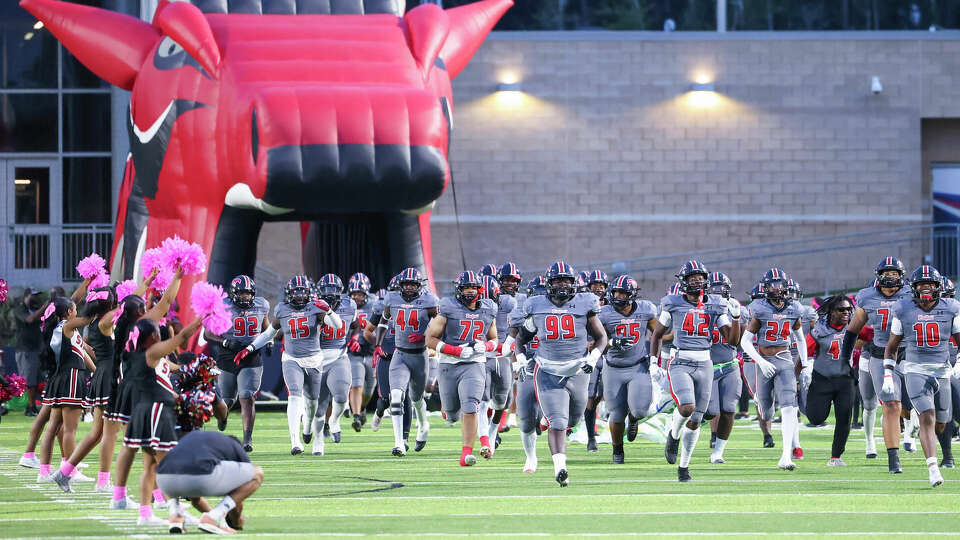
top-left (251, 107), bottom-right (259, 165)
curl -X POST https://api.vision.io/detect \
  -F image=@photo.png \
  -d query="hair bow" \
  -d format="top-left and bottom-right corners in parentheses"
top-left (41, 303), bottom-right (56, 322)
top-left (86, 291), bottom-right (110, 303)
top-left (125, 326), bottom-right (141, 352)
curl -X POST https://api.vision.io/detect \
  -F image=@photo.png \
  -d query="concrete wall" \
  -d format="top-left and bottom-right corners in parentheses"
top-left (259, 31), bottom-right (960, 295)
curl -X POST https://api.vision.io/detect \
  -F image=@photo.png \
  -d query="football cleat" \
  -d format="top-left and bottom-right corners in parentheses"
top-left (331, 431), bottom-right (341, 444)
top-left (495, 433), bottom-right (502, 449)
top-left (302, 432), bottom-right (313, 444)
top-left (36, 473), bottom-right (53, 483)
top-left (94, 483), bottom-right (114, 494)
top-left (827, 458), bottom-right (846, 467)
top-left (313, 436), bottom-right (325, 456)
top-left (462, 454), bottom-right (477, 466)
top-left (626, 418), bottom-right (639, 442)
top-left (793, 447), bottom-right (804, 460)
top-left (904, 441), bottom-right (916, 453)
top-left (414, 439), bottom-right (427, 452)
top-left (678, 466), bottom-right (692, 482)
top-left (555, 469), bottom-right (569, 487)
top-left (136, 515), bottom-right (168, 526)
top-left (18, 455), bottom-right (40, 468)
top-left (168, 515), bottom-right (185, 534)
top-left (392, 446), bottom-right (406, 457)
top-left (70, 470), bottom-right (94, 482)
top-left (778, 456), bottom-right (796, 471)
top-left (108, 496), bottom-right (138, 510)
top-left (888, 452), bottom-right (902, 474)
top-left (865, 451), bottom-right (877, 459)
top-left (352, 414), bottom-right (363, 433)
top-left (664, 432), bottom-right (680, 464)
top-left (371, 413), bottom-right (382, 432)
top-left (217, 417), bottom-right (227, 432)
top-left (198, 513), bottom-right (236, 535)
top-left (930, 467), bottom-right (944, 487)
top-left (763, 434), bottom-right (775, 448)
top-left (480, 446), bottom-right (492, 459)
top-left (586, 438), bottom-right (598, 453)
top-left (291, 446), bottom-right (304, 456)
top-left (612, 452), bottom-right (625, 465)
top-left (243, 443), bottom-right (253, 453)
top-left (710, 455), bottom-right (726, 464)
top-left (942, 458), bottom-right (955, 469)
top-left (523, 458), bottom-right (537, 473)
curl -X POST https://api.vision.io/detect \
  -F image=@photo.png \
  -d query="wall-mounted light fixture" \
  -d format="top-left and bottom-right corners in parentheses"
top-left (690, 81), bottom-right (715, 92)
top-left (686, 74), bottom-right (719, 107)
top-left (14, 179), bottom-right (31, 185)
top-left (496, 81), bottom-right (522, 92)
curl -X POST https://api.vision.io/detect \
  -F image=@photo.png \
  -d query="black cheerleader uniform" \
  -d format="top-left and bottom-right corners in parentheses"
top-left (83, 322), bottom-right (115, 408)
top-left (42, 321), bottom-right (87, 408)
top-left (122, 351), bottom-right (179, 452)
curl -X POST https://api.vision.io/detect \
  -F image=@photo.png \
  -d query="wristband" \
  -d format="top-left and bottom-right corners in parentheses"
top-left (883, 358), bottom-right (896, 370)
top-left (438, 341), bottom-right (463, 357)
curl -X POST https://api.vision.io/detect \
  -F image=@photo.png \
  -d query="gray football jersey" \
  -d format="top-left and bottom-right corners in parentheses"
top-left (274, 301), bottom-right (325, 357)
top-left (496, 294), bottom-right (518, 343)
top-left (384, 291), bottom-right (438, 346)
top-left (598, 301), bottom-right (657, 367)
top-left (371, 297), bottom-right (396, 353)
top-left (810, 321), bottom-right (848, 378)
top-left (748, 299), bottom-right (803, 348)
top-left (523, 292), bottom-right (601, 375)
top-left (893, 297), bottom-right (960, 376)
top-left (224, 297), bottom-right (271, 347)
top-left (710, 327), bottom-right (737, 365)
top-left (659, 293), bottom-right (730, 351)
top-left (854, 286), bottom-right (911, 348)
top-left (320, 297), bottom-right (357, 350)
top-left (438, 297), bottom-right (497, 362)
top-left (508, 293), bottom-right (528, 330)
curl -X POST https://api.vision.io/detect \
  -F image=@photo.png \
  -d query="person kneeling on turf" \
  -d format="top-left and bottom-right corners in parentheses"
top-left (156, 430), bottom-right (264, 534)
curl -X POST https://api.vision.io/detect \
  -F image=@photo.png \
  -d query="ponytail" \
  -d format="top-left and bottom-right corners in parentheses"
top-left (39, 297), bottom-right (75, 376)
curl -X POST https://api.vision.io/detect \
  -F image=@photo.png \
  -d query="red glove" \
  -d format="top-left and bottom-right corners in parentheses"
top-left (347, 336), bottom-right (362, 353)
top-left (313, 299), bottom-right (330, 312)
top-left (440, 343), bottom-right (464, 356)
top-left (408, 333), bottom-right (425, 343)
top-left (372, 346), bottom-right (385, 369)
top-left (483, 340), bottom-right (496, 353)
top-left (233, 348), bottom-right (251, 365)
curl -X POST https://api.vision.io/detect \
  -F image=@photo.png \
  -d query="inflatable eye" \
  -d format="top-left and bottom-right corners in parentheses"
top-left (157, 36), bottom-right (184, 58)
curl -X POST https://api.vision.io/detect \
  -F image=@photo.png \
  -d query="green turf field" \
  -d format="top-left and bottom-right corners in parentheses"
top-left (1, 410), bottom-right (958, 539)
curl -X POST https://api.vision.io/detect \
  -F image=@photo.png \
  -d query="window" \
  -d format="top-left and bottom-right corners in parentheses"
top-left (14, 167), bottom-right (50, 224)
top-left (63, 94), bottom-right (111, 152)
top-left (0, 94), bottom-right (58, 152)
top-left (62, 157), bottom-right (111, 223)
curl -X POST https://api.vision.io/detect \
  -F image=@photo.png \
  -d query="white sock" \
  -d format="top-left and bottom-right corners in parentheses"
top-left (678, 426), bottom-right (700, 468)
top-left (302, 398), bottom-right (318, 435)
top-left (927, 456), bottom-right (939, 470)
top-left (389, 389), bottom-right (405, 448)
top-left (329, 401), bottom-right (345, 434)
top-left (477, 401), bottom-right (490, 439)
top-left (712, 437), bottom-right (728, 458)
top-left (781, 406), bottom-right (798, 460)
top-left (488, 410), bottom-right (501, 440)
top-left (551, 452), bottom-right (567, 474)
top-left (521, 431), bottom-right (538, 461)
top-left (792, 418), bottom-right (801, 449)
top-left (863, 408), bottom-right (877, 452)
top-left (286, 395), bottom-right (304, 448)
top-left (909, 409), bottom-right (920, 439)
top-left (312, 416), bottom-right (325, 438)
top-left (413, 399), bottom-right (429, 438)
top-left (670, 409), bottom-right (686, 439)
top-left (208, 495), bottom-right (236, 522)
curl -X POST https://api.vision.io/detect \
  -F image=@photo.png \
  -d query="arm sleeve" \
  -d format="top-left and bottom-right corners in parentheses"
top-left (805, 333), bottom-right (818, 359)
top-left (739, 330), bottom-right (765, 364)
top-left (839, 330), bottom-right (859, 363)
top-left (889, 316), bottom-right (903, 336)
top-left (522, 316), bottom-right (537, 334)
top-left (250, 324), bottom-right (279, 350)
top-left (657, 310), bottom-right (672, 327)
top-left (859, 326), bottom-right (874, 342)
top-left (716, 313), bottom-right (732, 328)
top-left (323, 309), bottom-right (343, 329)
top-left (793, 326), bottom-right (809, 367)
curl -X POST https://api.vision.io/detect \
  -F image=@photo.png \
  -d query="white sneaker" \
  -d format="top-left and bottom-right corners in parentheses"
top-left (507, 413), bottom-right (518, 428)
top-left (462, 454), bottom-right (477, 466)
top-left (312, 436), bottom-right (325, 456)
top-left (827, 458), bottom-right (846, 467)
top-left (710, 454), bottom-right (726, 464)
top-left (37, 473), bottom-right (53, 483)
top-left (777, 456), bottom-right (796, 471)
top-left (416, 420), bottom-right (430, 443)
top-left (70, 470), bottom-right (95, 483)
top-left (182, 512), bottom-right (200, 526)
top-left (94, 483), bottom-right (114, 494)
top-left (136, 514), bottom-right (168, 526)
top-left (930, 467), bottom-right (944, 487)
top-left (370, 413), bottom-right (382, 432)
top-left (19, 455), bottom-right (40, 468)
top-left (109, 496), bottom-right (139, 510)
top-left (154, 498), bottom-right (170, 510)
top-left (522, 458), bottom-right (538, 474)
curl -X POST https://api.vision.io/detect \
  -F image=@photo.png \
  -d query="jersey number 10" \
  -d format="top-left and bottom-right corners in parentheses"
top-left (913, 322), bottom-right (941, 347)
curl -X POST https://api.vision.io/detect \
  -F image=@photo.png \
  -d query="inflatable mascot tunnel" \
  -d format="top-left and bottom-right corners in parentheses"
top-left (21, 0), bottom-right (511, 316)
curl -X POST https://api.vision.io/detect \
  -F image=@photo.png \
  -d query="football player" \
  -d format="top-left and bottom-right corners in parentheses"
top-left (839, 257), bottom-right (913, 473)
top-left (883, 266), bottom-right (960, 486)
top-left (514, 262), bottom-right (608, 487)
top-left (941, 278), bottom-right (957, 468)
top-left (205, 275), bottom-right (270, 452)
top-left (739, 268), bottom-right (807, 471)
top-left (346, 273), bottom-right (376, 430)
top-left (478, 275), bottom-right (515, 456)
top-left (233, 276), bottom-right (342, 455)
top-left (426, 271), bottom-right (498, 465)
top-left (598, 275), bottom-right (658, 464)
top-left (313, 274), bottom-right (359, 454)
top-left (583, 269), bottom-right (609, 453)
top-left (511, 276), bottom-right (547, 473)
top-left (651, 261), bottom-right (739, 482)
top-left (365, 276), bottom-right (413, 444)
top-left (477, 264), bottom-right (498, 278)
top-left (741, 282), bottom-right (776, 448)
top-left (704, 272), bottom-right (742, 464)
top-left (372, 268), bottom-right (438, 456)
top-left (495, 262), bottom-right (523, 434)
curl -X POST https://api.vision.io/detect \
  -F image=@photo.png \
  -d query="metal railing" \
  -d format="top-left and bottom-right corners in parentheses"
top-left (4, 224), bottom-right (113, 287)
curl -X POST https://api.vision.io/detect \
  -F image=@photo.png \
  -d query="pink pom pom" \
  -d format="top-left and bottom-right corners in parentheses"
top-left (89, 272), bottom-right (109, 290)
top-left (76, 253), bottom-right (106, 279)
top-left (140, 248), bottom-right (164, 280)
top-left (161, 235), bottom-right (207, 276)
top-left (115, 280), bottom-right (137, 302)
top-left (0, 278), bottom-right (7, 303)
top-left (152, 268), bottom-right (173, 292)
top-left (190, 282), bottom-right (231, 335)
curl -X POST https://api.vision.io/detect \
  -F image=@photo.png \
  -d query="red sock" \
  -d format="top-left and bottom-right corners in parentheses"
top-left (480, 435), bottom-right (490, 448)
top-left (497, 411), bottom-right (509, 432)
top-left (459, 446), bottom-right (473, 466)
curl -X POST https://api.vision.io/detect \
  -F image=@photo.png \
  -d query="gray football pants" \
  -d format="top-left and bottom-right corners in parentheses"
top-left (484, 355), bottom-right (513, 409)
top-left (708, 364), bottom-right (742, 417)
top-left (602, 362), bottom-right (652, 423)
top-left (904, 372), bottom-right (953, 423)
top-left (757, 353), bottom-right (797, 421)
top-left (348, 352), bottom-right (377, 397)
top-left (516, 369), bottom-right (542, 433)
top-left (438, 361), bottom-right (485, 423)
top-left (317, 353), bottom-right (351, 412)
top-left (533, 365), bottom-right (588, 431)
top-left (282, 361), bottom-right (322, 401)
top-left (389, 349), bottom-right (427, 402)
top-left (666, 356), bottom-right (712, 424)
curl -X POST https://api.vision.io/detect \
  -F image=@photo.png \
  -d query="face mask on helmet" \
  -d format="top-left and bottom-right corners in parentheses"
top-left (708, 284), bottom-right (730, 298)
top-left (681, 273), bottom-right (708, 294)
top-left (288, 287), bottom-right (311, 308)
top-left (877, 270), bottom-right (903, 289)
top-left (765, 279), bottom-right (788, 302)
top-left (549, 277), bottom-right (576, 301)
top-left (400, 281), bottom-right (421, 301)
top-left (318, 285), bottom-right (341, 309)
top-left (609, 289), bottom-right (634, 308)
top-left (458, 285), bottom-right (479, 305)
top-left (914, 280), bottom-right (941, 302)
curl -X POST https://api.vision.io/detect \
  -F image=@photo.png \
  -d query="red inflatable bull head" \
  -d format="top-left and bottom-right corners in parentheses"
top-left (21, 0), bottom-right (510, 317)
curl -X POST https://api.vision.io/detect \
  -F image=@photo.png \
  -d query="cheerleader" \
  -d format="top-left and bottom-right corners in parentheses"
top-left (36, 296), bottom-right (94, 482)
top-left (115, 316), bottom-right (202, 526)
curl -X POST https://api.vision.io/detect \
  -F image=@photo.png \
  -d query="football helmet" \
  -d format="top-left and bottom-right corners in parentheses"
top-left (477, 264), bottom-right (498, 278)
top-left (387, 274), bottom-right (401, 292)
top-left (708, 272), bottom-right (732, 299)
top-left (348, 272), bottom-right (372, 293)
top-left (875, 257), bottom-right (906, 289)
top-left (397, 267), bottom-right (424, 302)
top-left (454, 270), bottom-right (483, 306)
top-left (284, 275), bottom-right (313, 309)
top-left (586, 269), bottom-right (609, 297)
top-left (527, 276), bottom-right (548, 297)
top-left (230, 275), bottom-right (256, 309)
top-left (317, 273), bottom-right (344, 310)
top-left (546, 261), bottom-right (578, 301)
top-left (761, 268), bottom-right (790, 303)
top-left (676, 260), bottom-right (709, 294)
top-left (479, 275), bottom-right (501, 303)
top-left (749, 282), bottom-right (765, 300)
top-left (942, 277), bottom-right (956, 298)
top-left (910, 265), bottom-right (943, 301)
top-left (667, 282), bottom-right (682, 296)
top-left (786, 278), bottom-right (803, 301)
top-left (497, 262), bottom-right (522, 295)
top-left (608, 275), bottom-right (639, 309)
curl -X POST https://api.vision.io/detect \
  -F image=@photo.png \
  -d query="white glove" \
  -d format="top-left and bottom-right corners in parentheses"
top-left (649, 361), bottom-right (661, 382)
top-left (581, 349), bottom-right (601, 373)
top-left (459, 345), bottom-right (475, 359)
top-left (799, 366), bottom-right (812, 389)
top-left (474, 340), bottom-right (489, 354)
top-left (755, 357), bottom-right (776, 378)
top-left (727, 297), bottom-right (741, 319)
top-left (881, 371), bottom-right (896, 395)
top-left (513, 352), bottom-right (527, 372)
